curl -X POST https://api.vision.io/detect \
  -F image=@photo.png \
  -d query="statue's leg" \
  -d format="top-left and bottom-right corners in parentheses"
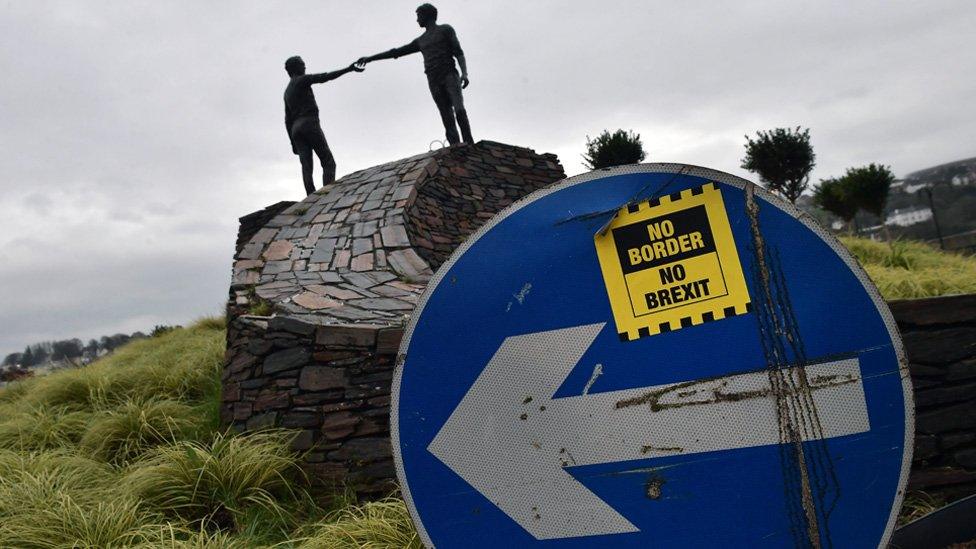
top-left (309, 123), bottom-right (336, 185)
top-left (456, 110), bottom-right (473, 145)
top-left (445, 73), bottom-right (473, 144)
top-left (429, 78), bottom-right (460, 145)
top-left (298, 151), bottom-right (315, 195)
top-left (293, 126), bottom-right (316, 195)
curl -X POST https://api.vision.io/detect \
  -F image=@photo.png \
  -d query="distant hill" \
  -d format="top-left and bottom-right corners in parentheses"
top-left (1, 325), bottom-right (181, 373)
top-left (904, 156), bottom-right (976, 186)
top-left (798, 156), bottom-right (976, 248)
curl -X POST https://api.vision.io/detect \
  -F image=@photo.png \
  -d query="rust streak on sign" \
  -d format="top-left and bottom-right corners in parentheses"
top-left (614, 367), bottom-right (858, 412)
top-left (745, 182), bottom-right (833, 549)
top-left (641, 445), bottom-right (684, 454)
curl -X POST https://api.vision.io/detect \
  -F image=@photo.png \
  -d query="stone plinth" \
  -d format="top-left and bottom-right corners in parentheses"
top-left (222, 141), bottom-right (565, 495)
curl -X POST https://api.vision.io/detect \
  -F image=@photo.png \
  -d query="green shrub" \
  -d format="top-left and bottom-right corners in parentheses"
top-left (841, 237), bottom-right (976, 299)
top-left (0, 406), bottom-right (91, 451)
top-left (0, 448), bottom-right (113, 486)
top-left (296, 497), bottom-right (421, 549)
top-left (192, 316), bottom-right (227, 331)
top-left (0, 450), bottom-right (115, 519)
top-left (124, 431), bottom-right (304, 532)
top-left (151, 324), bottom-right (183, 337)
top-left (0, 450), bottom-right (146, 549)
top-left (132, 525), bottom-right (257, 549)
top-left (248, 298), bottom-right (274, 317)
top-left (92, 327), bottom-right (223, 405)
top-left (0, 494), bottom-right (168, 549)
top-left (582, 129), bottom-right (647, 170)
top-left (0, 377), bottom-right (36, 404)
top-left (898, 491), bottom-right (946, 526)
top-left (21, 368), bottom-right (98, 410)
top-left (80, 398), bottom-right (201, 464)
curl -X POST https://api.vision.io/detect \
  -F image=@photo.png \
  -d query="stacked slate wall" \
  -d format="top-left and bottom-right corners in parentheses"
top-left (405, 143), bottom-right (562, 269)
top-left (223, 316), bottom-right (403, 494)
top-left (236, 201), bottom-right (296, 255)
top-left (894, 294), bottom-right (976, 501)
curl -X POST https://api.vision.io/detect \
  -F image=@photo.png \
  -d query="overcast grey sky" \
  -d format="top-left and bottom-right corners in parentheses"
top-left (1, 1), bottom-right (974, 357)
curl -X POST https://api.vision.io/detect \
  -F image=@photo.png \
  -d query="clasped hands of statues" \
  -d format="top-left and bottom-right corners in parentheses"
top-left (351, 58), bottom-right (469, 89)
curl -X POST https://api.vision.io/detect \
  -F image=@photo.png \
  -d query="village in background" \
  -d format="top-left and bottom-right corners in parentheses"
top-left (799, 156), bottom-right (976, 252)
top-left (0, 325), bottom-right (179, 384)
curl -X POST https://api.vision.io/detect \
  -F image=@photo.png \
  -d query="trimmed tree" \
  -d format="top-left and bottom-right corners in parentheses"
top-left (741, 127), bottom-right (816, 204)
top-left (21, 346), bottom-right (34, 367)
top-left (845, 163), bottom-right (896, 240)
top-left (582, 129), bottom-right (647, 169)
top-left (813, 177), bottom-right (859, 233)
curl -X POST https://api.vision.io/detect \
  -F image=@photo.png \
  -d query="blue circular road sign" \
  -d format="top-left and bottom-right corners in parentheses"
top-left (392, 164), bottom-right (913, 548)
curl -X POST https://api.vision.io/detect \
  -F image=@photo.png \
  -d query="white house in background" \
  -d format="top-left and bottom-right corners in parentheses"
top-left (904, 181), bottom-right (931, 193)
top-left (831, 220), bottom-right (845, 231)
top-left (886, 206), bottom-right (933, 227)
top-left (952, 173), bottom-right (974, 186)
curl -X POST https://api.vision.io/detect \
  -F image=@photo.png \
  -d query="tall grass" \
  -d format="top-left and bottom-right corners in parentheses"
top-left (80, 398), bottom-right (201, 464)
top-left (0, 405), bottom-right (89, 451)
top-left (898, 491), bottom-right (946, 526)
top-left (0, 496), bottom-right (169, 549)
top-left (126, 431), bottom-right (304, 531)
top-left (12, 320), bottom-right (224, 414)
top-left (0, 318), bottom-right (417, 548)
top-left (841, 237), bottom-right (976, 299)
top-left (132, 526), bottom-right (257, 549)
top-left (295, 498), bottom-right (422, 549)
top-left (0, 450), bottom-right (116, 519)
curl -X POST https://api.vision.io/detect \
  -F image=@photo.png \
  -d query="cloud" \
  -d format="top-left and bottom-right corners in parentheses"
top-left (0, 0), bottom-right (974, 356)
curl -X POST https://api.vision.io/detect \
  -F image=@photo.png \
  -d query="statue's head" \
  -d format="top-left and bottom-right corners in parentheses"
top-left (285, 56), bottom-right (306, 76)
top-left (416, 3), bottom-right (437, 27)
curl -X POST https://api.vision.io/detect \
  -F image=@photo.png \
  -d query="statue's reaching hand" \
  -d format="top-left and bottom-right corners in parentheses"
top-left (355, 4), bottom-right (474, 145)
top-left (350, 61), bottom-right (366, 73)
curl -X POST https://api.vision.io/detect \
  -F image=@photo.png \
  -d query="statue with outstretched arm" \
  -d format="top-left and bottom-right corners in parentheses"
top-left (357, 3), bottom-right (473, 145)
top-left (284, 56), bottom-right (364, 195)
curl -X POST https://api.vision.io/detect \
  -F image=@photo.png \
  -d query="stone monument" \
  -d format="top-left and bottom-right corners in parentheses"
top-left (224, 141), bottom-right (564, 495)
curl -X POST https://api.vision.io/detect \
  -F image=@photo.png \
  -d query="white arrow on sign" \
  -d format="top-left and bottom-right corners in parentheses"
top-left (427, 323), bottom-right (870, 541)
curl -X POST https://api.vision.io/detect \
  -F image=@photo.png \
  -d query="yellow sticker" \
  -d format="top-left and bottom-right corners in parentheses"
top-left (594, 182), bottom-right (751, 341)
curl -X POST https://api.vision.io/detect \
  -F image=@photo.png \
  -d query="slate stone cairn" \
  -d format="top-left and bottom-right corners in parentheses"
top-left (236, 201), bottom-right (296, 255)
top-left (223, 141), bottom-right (565, 496)
top-left (892, 294), bottom-right (976, 501)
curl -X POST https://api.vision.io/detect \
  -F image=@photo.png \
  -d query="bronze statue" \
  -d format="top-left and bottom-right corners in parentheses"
top-left (357, 3), bottom-right (473, 146)
top-left (284, 56), bottom-right (364, 195)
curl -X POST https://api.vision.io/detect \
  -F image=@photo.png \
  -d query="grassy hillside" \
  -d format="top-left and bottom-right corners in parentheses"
top-left (0, 238), bottom-right (972, 546)
top-left (0, 319), bottom-right (419, 548)
top-left (841, 237), bottom-right (976, 299)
